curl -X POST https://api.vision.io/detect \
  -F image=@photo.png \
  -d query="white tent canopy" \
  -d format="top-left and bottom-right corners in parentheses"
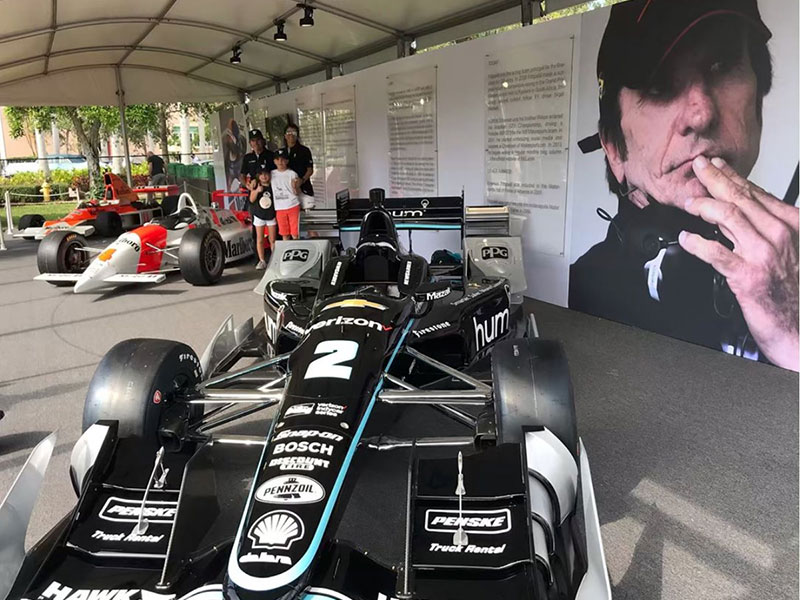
top-left (0, 0), bottom-right (549, 106)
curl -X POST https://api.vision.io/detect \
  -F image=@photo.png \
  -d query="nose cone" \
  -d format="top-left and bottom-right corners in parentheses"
top-left (74, 262), bottom-right (115, 293)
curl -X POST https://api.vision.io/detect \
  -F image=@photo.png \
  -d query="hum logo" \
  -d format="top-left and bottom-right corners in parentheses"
top-left (473, 308), bottom-right (509, 351)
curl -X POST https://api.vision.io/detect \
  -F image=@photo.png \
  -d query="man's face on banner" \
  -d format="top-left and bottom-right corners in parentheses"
top-left (606, 22), bottom-right (762, 208)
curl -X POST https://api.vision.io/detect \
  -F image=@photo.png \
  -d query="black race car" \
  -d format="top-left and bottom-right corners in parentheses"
top-left (2, 189), bottom-right (611, 600)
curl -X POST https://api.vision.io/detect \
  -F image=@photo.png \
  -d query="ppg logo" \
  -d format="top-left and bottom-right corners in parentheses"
top-left (481, 246), bottom-right (509, 260)
top-left (283, 249), bottom-right (309, 262)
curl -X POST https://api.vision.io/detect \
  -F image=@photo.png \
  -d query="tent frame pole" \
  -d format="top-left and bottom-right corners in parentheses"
top-left (115, 67), bottom-right (133, 186)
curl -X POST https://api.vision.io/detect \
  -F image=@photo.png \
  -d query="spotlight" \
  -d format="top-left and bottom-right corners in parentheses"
top-left (299, 5), bottom-right (314, 27)
top-left (274, 20), bottom-right (287, 42)
top-left (230, 44), bottom-right (242, 64)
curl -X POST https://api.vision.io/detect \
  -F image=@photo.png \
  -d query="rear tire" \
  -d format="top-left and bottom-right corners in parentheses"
top-left (179, 228), bottom-right (225, 286)
top-left (36, 230), bottom-right (89, 286)
top-left (18, 213), bottom-right (45, 240)
top-left (491, 338), bottom-right (578, 457)
top-left (83, 339), bottom-right (203, 453)
top-left (95, 211), bottom-right (123, 237)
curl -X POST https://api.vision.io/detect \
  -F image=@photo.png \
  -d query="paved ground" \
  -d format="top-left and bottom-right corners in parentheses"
top-left (0, 235), bottom-right (797, 599)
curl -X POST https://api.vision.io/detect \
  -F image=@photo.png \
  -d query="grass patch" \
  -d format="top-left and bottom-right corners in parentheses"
top-left (1, 201), bottom-right (74, 230)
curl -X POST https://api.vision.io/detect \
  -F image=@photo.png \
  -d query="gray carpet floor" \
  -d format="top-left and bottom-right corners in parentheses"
top-left (0, 235), bottom-right (796, 599)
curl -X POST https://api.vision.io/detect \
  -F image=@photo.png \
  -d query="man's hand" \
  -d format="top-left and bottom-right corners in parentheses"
top-left (679, 155), bottom-right (799, 370)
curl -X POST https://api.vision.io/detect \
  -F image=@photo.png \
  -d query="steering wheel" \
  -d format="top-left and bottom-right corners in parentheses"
top-left (176, 193), bottom-right (199, 216)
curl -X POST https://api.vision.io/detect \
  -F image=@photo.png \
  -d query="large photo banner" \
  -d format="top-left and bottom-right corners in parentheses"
top-left (322, 86), bottom-right (358, 206)
top-left (568, 0), bottom-right (799, 370)
top-left (212, 105), bottom-right (247, 194)
top-left (485, 39), bottom-right (574, 256)
top-left (387, 66), bottom-right (438, 196)
top-left (296, 92), bottom-right (326, 204)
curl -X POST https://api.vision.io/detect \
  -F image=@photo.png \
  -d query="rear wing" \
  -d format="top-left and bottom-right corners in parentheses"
top-left (300, 190), bottom-right (510, 237)
top-left (336, 192), bottom-right (464, 231)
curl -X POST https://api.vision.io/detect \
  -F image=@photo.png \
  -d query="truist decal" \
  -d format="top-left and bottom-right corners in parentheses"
top-left (255, 475), bottom-right (326, 504)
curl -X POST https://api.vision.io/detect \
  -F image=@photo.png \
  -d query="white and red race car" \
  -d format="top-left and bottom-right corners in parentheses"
top-left (34, 193), bottom-right (255, 293)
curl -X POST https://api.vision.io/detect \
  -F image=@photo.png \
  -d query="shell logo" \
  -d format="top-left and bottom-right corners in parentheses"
top-left (248, 510), bottom-right (304, 550)
top-left (98, 248), bottom-right (116, 262)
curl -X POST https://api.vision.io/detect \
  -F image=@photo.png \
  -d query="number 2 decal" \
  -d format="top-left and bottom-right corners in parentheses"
top-left (304, 340), bottom-right (359, 380)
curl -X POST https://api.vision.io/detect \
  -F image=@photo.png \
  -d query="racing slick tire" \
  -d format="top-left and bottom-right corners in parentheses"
top-left (95, 210), bottom-right (123, 237)
top-left (36, 230), bottom-right (89, 286)
top-left (491, 337), bottom-right (578, 458)
top-left (18, 213), bottom-right (45, 240)
top-left (83, 339), bottom-right (203, 453)
top-left (179, 227), bottom-right (225, 286)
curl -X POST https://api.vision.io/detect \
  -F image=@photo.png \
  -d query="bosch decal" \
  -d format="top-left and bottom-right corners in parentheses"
top-left (255, 475), bottom-right (326, 504)
top-left (425, 508), bottom-right (512, 534)
top-left (481, 246), bottom-right (509, 260)
top-left (273, 441), bottom-right (335, 456)
top-left (283, 248), bottom-right (309, 262)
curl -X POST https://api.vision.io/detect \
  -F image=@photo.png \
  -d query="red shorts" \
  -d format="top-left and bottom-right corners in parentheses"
top-left (276, 205), bottom-right (301, 237)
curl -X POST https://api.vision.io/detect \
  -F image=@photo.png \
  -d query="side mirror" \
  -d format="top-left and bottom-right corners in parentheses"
top-left (414, 281), bottom-right (451, 303)
top-left (268, 281), bottom-right (303, 304)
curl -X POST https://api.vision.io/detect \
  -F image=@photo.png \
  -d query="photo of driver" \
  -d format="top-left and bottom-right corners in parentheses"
top-left (570, 0), bottom-right (798, 371)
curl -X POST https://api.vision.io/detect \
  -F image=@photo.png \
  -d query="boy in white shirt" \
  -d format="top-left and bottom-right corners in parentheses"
top-left (271, 148), bottom-right (301, 240)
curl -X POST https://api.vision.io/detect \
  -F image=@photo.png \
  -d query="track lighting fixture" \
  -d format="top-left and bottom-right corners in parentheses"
top-left (230, 44), bottom-right (242, 64)
top-left (274, 20), bottom-right (288, 42)
top-left (299, 4), bottom-right (314, 27)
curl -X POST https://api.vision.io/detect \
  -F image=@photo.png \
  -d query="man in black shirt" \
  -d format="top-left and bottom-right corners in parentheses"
top-left (571, 0), bottom-right (798, 370)
top-left (240, 129), bottom-right (274, 188)
top-left (284, 124), bottom-right (315, 210)
top-left (146, 151), bottom-right (166, 186)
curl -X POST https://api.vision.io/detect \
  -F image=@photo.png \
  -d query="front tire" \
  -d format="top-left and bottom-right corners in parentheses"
top-left (37, 230), bottom-right (89, 285)
top-left (83, 339), bottom-right (203, 453)
top-left (179, 228), bottom-right (225, 286)
top-left (491, 338), bottom-right (577, 456)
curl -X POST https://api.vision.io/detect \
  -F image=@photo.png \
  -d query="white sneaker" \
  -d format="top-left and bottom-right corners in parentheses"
top-left (256, 260), bottom-right (267, 270)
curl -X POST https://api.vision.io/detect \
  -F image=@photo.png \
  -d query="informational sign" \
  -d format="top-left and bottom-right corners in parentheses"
top-left (323, 86), bottom-right (358, 206)
top-left (485, 38), bottom-right (574, 255)
top-left (387, 67), bottom-right (438, 196)
top-left (296, 94), bottom-right (326, 205)
top-left (213, 105), bottom-right (248, 193)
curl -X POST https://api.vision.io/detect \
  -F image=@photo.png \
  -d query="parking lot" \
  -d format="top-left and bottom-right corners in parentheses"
top-left (1, 235), bottom-right (797, 599)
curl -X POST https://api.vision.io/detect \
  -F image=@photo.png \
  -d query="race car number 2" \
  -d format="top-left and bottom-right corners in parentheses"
top-left (304, 340), bottom-right (358, 380)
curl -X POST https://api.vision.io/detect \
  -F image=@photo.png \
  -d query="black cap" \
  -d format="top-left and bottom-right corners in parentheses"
top-left (580, 0), bottom-right (771, 153)
top-left (274, 148), bottom-right (288, 158)
top-left (248, 128), bottom-right (265, 141)
top-left (256, 163), bottom-right (271, 173)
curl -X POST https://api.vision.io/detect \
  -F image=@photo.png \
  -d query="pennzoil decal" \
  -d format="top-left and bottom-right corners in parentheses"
top-left (255, 475), bottom-right (326, 504)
